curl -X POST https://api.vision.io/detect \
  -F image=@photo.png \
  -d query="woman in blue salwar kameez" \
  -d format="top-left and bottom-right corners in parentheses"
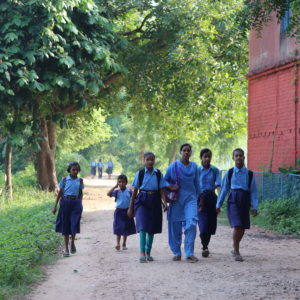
top-left (165, 143), bottom-right (200, 263)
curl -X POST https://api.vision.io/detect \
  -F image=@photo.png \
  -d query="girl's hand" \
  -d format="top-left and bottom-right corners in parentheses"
top-left (216, 208), bottom-right (221, 214)
top-left (52, 207), bottom-right (57, 215)
top-left (127, 208), bottom-right (134, 218)
top-left (163, 202), bottom-right (168, 212)
top-left (170, 184), bottom-right (179, 191)
top-left (252, 210), bottom-right (258, 217)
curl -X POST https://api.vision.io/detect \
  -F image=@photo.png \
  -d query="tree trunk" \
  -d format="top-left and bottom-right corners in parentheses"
top-left (139, 143), bottom-right (146, 164)
top-left (36, 118), bottom-right (58, 191)
top-left (5, 143), bottom-right (13, 199)
top-left (168, 140), bottom-right (179, 165)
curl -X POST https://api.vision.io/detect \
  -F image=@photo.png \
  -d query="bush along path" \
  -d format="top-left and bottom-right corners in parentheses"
top-left (0, 189), bottom-right (61, 300)
top-left (25, 186), bottom-right (300, 300)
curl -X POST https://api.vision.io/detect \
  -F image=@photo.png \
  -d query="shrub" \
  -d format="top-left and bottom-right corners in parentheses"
top-left (55, 152), bottom-right (90, 180)
top-left (254, 198), bottom-right (300, 235)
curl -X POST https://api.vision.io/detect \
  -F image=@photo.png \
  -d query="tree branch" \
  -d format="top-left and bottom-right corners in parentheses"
top-left (122, 14), bottom-right (152, 36)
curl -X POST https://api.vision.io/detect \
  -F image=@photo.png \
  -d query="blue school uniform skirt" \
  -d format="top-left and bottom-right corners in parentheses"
top-left (198, 190), bottom-right (217, 234)
top-left (113, 208), bottom-right (136, 236)
top-left (55, 196), bottom-right (83, 235)
top-left (90, 166), bottom-right (96, 176)
top-left (107, 167), bottom-right (113, 174)
top-left (134, 191), bottom-right (162, 234)
top-left (227, 189), bottom-right (251, 229)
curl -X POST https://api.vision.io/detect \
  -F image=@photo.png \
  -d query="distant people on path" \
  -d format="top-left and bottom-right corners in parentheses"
top-left (127, 152), bottom-right (167, 263)
top-left (98, 160), bottom-right (104, 178)
top-left (107, 175), bottom-right (136, 251)
top-left (52, 162), bottom-right (84, 257)
top-left (90, 160), bottom-right (97, 178)
top-left (164, 144), bottom-right (200, 263)
top-left (106, 159), bottom-right (114, 179)
top-left (216, 148), bottom-right (258, 262)
top-left (198, 148), bottom-right (221, 258)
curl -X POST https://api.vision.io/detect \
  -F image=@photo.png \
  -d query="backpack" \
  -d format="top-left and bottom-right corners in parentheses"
top-left (62, 177), bottom-right (83, 196)
top-left (227, 168), bottom-right (253, 189)
top-left (138, 168), bottom-right (161, 190)
top-left (114, 188), bottom-right (133, 202)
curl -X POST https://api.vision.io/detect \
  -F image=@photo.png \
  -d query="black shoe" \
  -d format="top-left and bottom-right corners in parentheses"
top-left (202, 249), bottom-right (209, 257)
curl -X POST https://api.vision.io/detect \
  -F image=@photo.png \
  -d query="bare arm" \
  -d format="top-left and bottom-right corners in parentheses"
top-left (160, 188), bottom-right (168, 211)
top-left (127, 188), bottom-right (138, 218)
top-left (107, 183), bottom-right (118, 196)
top-left (52, 189), bottom-right (63, 214)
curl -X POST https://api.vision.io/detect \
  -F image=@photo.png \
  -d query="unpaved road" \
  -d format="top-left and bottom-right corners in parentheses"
top-left (26, 178), bottom-right (300, 300)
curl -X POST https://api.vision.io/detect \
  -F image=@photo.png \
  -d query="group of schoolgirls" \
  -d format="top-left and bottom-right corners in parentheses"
top-left (90, 160), bottom-right (104, 179)
top-left (90, 159), bottom-right (113, 179)
top-left (53, 145), bottom-right (258, 262)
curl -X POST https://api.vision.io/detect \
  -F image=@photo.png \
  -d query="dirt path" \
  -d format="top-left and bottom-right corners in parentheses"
top-left (26, 180), bottom-right (300, 300)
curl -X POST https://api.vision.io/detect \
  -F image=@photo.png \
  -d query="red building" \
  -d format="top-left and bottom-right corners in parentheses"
top-left (247, 11), bottom-right (300, 171)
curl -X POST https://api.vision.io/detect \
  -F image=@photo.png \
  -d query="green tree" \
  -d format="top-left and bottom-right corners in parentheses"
top-left (0, 0), bottom-right (122, 190)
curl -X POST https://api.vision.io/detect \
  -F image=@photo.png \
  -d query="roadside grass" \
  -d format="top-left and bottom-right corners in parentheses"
top-left (0, 188), bottom-right (61, 300)
top-left (217, 198), bottom-right (300, 236)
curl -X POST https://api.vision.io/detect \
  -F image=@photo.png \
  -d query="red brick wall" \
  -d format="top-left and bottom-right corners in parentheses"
top-left (248, 63), bottom-right (299, 171)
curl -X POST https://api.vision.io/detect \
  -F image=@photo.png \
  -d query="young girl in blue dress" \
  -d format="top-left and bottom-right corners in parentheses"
top-left (52, 162), bottom-right (84, 257)
top-left (216, 148), bottom-right (258, 262)
top-left (127, 152), bottom-right (167, 263)
top-left (198, 148), bottom-right (221, 258)
top-left (165, 143), bottom-right (200, 263)
top-left (107, 175), bottom-right (136, 251)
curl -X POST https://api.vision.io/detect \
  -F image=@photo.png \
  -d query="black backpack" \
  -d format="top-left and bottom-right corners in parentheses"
top-left (138, 168), bottom-right (162, 189)
top-left (227, 168), bottom-right (253, 189)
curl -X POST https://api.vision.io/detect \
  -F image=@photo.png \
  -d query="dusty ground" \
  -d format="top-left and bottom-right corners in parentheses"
top-left (26, 177), bottom-right (300, 300)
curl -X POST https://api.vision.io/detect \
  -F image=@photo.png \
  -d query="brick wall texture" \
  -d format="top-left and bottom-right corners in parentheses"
top-left (248, 63), bottom-right (300, 171)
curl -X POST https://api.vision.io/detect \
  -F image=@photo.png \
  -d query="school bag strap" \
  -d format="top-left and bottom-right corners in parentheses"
top-left (62, 177), bottom-right (83, 197)
top-left (138, 168), bottom-right (161, 190)
top-left (228, 168), bottom-right (253, 189)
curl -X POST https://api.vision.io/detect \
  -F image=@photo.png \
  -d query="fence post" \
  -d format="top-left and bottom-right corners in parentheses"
top-left (261, 173), bottom-right (264, 201)
top-left (280, 173), bottom-right (283, 196)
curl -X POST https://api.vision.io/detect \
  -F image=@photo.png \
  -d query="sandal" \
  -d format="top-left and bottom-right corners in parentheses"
top-left (115, 245), bottom-right (120, 251)
top-left (146, 256), bottom-right (154, 262)
top-left (63, 251), bottom-right (70, 257)
top-left (139, 256), bottom-right (147, 263)
top-left (122, 245), bottom-right (128, 250)
top-left (172, 255), bottom-right (181, 261)
top-left (186, 256), bottom-right (199, 263)
top-left (235, 254), bottom-right (244, 262)
top-left (70, 244), bottom-right (76, 254)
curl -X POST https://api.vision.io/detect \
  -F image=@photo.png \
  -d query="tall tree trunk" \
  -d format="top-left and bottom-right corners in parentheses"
top-left (5, 143), bottom-right (13, 199)
top-left (168, 140), bottom-right (179, 165)
top-left (36, 118), bottom-right (58, 191)
top-left (139, 143), bottom-right (146, 164)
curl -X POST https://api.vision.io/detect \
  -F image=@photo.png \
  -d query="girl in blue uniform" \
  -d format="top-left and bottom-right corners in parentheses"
top-left (198, 148), bottom-right (221, 258)
top-left (98, 160), bottom-right (104, 178)
top-left (90, 160), bottom-right (97, 178)
top-left (127, 152), bottom-right (167, 263)
top-left (52, 162), bottom-right (84, 257)
top-left (216, 148), bottom-right (258, 262)
top-left (107, 175), bottom-right (136, 251)
top-left (165, 144), bottom-right (200, 263)
top-left (107, 159), bottom-right (114, 179)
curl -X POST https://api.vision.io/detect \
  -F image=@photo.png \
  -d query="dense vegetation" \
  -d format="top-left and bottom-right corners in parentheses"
top-left (0, 189), bottom-right (60, 300)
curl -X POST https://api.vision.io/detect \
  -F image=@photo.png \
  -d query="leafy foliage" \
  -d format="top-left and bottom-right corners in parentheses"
top-left (0, 189), bottom-right (61, 299)
top-left (253, 197), bottom-right (300, 235)
top-left (246, 0), bottom-right (300, 42)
